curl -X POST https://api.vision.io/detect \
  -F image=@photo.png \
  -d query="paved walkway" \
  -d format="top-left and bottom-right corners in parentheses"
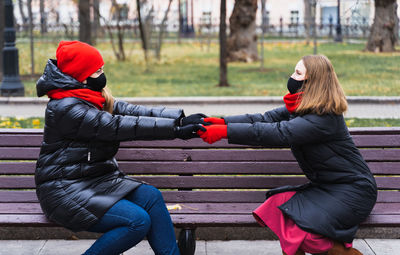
top-left (0, 96), bottom-right (400, 118)
top-left (0, 239), bottom-right (399, 255)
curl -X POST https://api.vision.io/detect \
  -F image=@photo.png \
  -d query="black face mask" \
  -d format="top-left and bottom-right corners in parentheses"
top-left (287, 77), bottom-right (305, 94)
top-left (86, 73), bottom-right (107, 91)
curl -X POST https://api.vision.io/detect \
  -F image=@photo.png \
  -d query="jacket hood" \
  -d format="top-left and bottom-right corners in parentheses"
top-left (36, 59), bottom-right (91, 97)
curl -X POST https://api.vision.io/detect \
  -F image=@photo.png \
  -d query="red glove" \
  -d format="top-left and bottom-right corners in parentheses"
top-left (197, 125), bottom-right (227, 144)
top-left (203, 117), bottom-right (225, 125)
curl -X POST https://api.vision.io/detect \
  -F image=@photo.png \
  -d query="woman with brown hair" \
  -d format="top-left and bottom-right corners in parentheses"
top-left (197, 55), bottom-right (377, 255)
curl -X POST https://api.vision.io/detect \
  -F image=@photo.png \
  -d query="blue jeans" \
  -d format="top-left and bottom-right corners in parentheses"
top-left (83, 184), bottom-right (180, 255)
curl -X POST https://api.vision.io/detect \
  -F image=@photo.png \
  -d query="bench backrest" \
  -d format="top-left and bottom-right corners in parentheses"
top-left (0, 127), bottom-right (399, 210)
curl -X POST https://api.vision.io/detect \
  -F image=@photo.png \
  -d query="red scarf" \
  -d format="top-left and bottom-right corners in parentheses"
top-left (47, 89), bottom-right (105, 110)
top-left (283, 92), bottom-right (303, 114)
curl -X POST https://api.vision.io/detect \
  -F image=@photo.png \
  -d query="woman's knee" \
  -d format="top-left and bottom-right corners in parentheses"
top-left (147, 185), bottom-right (164, 200)
top-left (128, 209), bottom-right (151, 234)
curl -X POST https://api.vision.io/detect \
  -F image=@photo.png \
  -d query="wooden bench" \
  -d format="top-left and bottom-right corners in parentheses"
top-left (0, 127), bottom-right (400, 255)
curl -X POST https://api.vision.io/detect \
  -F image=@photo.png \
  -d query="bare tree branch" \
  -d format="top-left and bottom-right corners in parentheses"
top-left (155, 0), bottom-right (173, 60)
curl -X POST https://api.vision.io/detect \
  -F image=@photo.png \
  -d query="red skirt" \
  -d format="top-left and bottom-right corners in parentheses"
top-left (253, 191), bottom-right (352, 255)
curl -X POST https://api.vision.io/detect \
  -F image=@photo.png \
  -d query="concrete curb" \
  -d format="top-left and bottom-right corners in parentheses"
top-left (0, 96), bottom-right (400, 105)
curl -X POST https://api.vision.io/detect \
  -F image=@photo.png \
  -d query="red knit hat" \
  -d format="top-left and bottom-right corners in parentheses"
top-left (56, 41), bottom-right (104, 82)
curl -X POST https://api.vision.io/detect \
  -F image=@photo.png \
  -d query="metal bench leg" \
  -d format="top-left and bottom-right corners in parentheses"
top-left (178, 228), bottom-right (196, 255)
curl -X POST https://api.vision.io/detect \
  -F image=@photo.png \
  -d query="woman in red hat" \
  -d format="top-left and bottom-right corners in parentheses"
top-left (197, 55), bottom-right (376, 255)
top-left (35, 41), bottom-right (205, 255)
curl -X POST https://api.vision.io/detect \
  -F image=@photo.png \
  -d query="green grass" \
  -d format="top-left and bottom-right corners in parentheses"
top-left (1, 116), bottom-right (399, 128)
top-left (345, 118), bottom-right (400, 127)
top-left (18, 41), bottom-right (400, 97)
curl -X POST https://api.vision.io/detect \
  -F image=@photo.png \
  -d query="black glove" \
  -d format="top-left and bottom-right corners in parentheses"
top-left (175, 124), bottom-right (206, 140)
top-left (180, 113), bottom-right (210, 126)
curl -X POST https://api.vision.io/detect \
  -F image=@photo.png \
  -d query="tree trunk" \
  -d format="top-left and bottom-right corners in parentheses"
top-left (112, 0), bottom-right (126, 61)
top-left (260, 0), bottom-right (266, 69)
top-left (18, 0), bottom-right (28, 32)
top-left (143, 6), bottom-right (155, 47)
top-left (0, 0), bottom-right (4, 80)
top-left (303, 0), bottom-right (311, 45)
top-left (40, 0), bottom-right (47, 34)
top-left (27, 0), bottom-right (34, 75)
top-left (92, 0), bottom-right (101, 44)
top-left (310, 0), bottom-right (317, 54)
top-left (177, 0), bottom-right (182, 44)
top-left (227, 0), bottom-right (258, 62)
top-left (50, 6), bottom-right (60, 26)
top-left (79, 0), bottom-right (92, 45)
top-left (137, 0), bottom-right (149, 70)
top-left (156, 0), bottom-right (173, 60)
top-left (219, 0), bottom-right (229, 87)
top-left (366, 0), bottom-right (398, 52)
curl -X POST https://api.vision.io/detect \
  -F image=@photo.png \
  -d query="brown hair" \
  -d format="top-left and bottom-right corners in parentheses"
top-left (102, 86), bottom-right (115, 114)
top-left (296, 55), bottom-right (347, 115)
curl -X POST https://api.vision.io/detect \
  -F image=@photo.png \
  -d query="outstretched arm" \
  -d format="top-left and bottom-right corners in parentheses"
top-left (54, 100), bottom-right (177, 142)
top-left (209, 107), bottom-right (290, 125)
top-left (227, 114), bottom-right (339, 147)
top-left (113, 100), bottom-right (184, 121)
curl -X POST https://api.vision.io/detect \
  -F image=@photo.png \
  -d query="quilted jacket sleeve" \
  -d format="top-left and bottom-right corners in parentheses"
top-left (113, 100), bottom-right (184, 121)
top-left (227, 113), bottom-right (340, 146)
top-left (223, 106), bottom-right (290, 124)
top-left (50, 98), bottom-right (177, 142)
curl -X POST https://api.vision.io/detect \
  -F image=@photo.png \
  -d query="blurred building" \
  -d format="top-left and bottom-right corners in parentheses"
top-left (12, 0), bottom-right (400, 34)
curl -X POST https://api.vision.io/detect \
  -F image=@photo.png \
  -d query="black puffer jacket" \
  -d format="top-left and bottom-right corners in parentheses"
top-left (224, 106), bottom-right (377, 243)
top-left (35, 59), bottom-right (184, 232)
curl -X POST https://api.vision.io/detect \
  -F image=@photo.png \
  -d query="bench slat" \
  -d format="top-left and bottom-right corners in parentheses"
top-left (1, 214), bottom-right (399, 227)
top-left (1, 147), bottom-right (297, 161)
top-left (0, 191), bottom-right (266, 203)
top-left (1, 202), bottom-right (399, 216)
top-left (174, 214), bottom-right (400, 227)
top-left (0, 214), bottom-right (56, 227)
top-left (0, 191), bottom-right (38, 203)
top-left (164, 190), bottom-right (400, 203)
top-left (1, 147), bottom-right (399, 161)
top-left (1, 161), bottom-right (305, 175)
top-left (116, 149), bottom-right (400, 162)
top-left (0, 162), bottom-right (36, 174)
top-left (352, 134), bottom-right (400, 148)
top-left (0, 176), bottom-right (308, 189)
top-left (119, 135), bottom-right (400, 148)
top-left (1, 131), bottom-right (400, 148)
top-left (0, 135), bottom-right (43, 147)
top-left (119, 161), bottom-right (400, 175)
top-left (2, 161), bottom-right (400, 175)
top-left (0, 190), bottom-right (398, 203)
top-left (0, 148), bottom-right (40, 160)
top-left (360, 215), bottom-right (400, 227)
top-left (351, 135), bottom-right (400, 148)
top-left (1, 176), bottom-right (399, 189)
